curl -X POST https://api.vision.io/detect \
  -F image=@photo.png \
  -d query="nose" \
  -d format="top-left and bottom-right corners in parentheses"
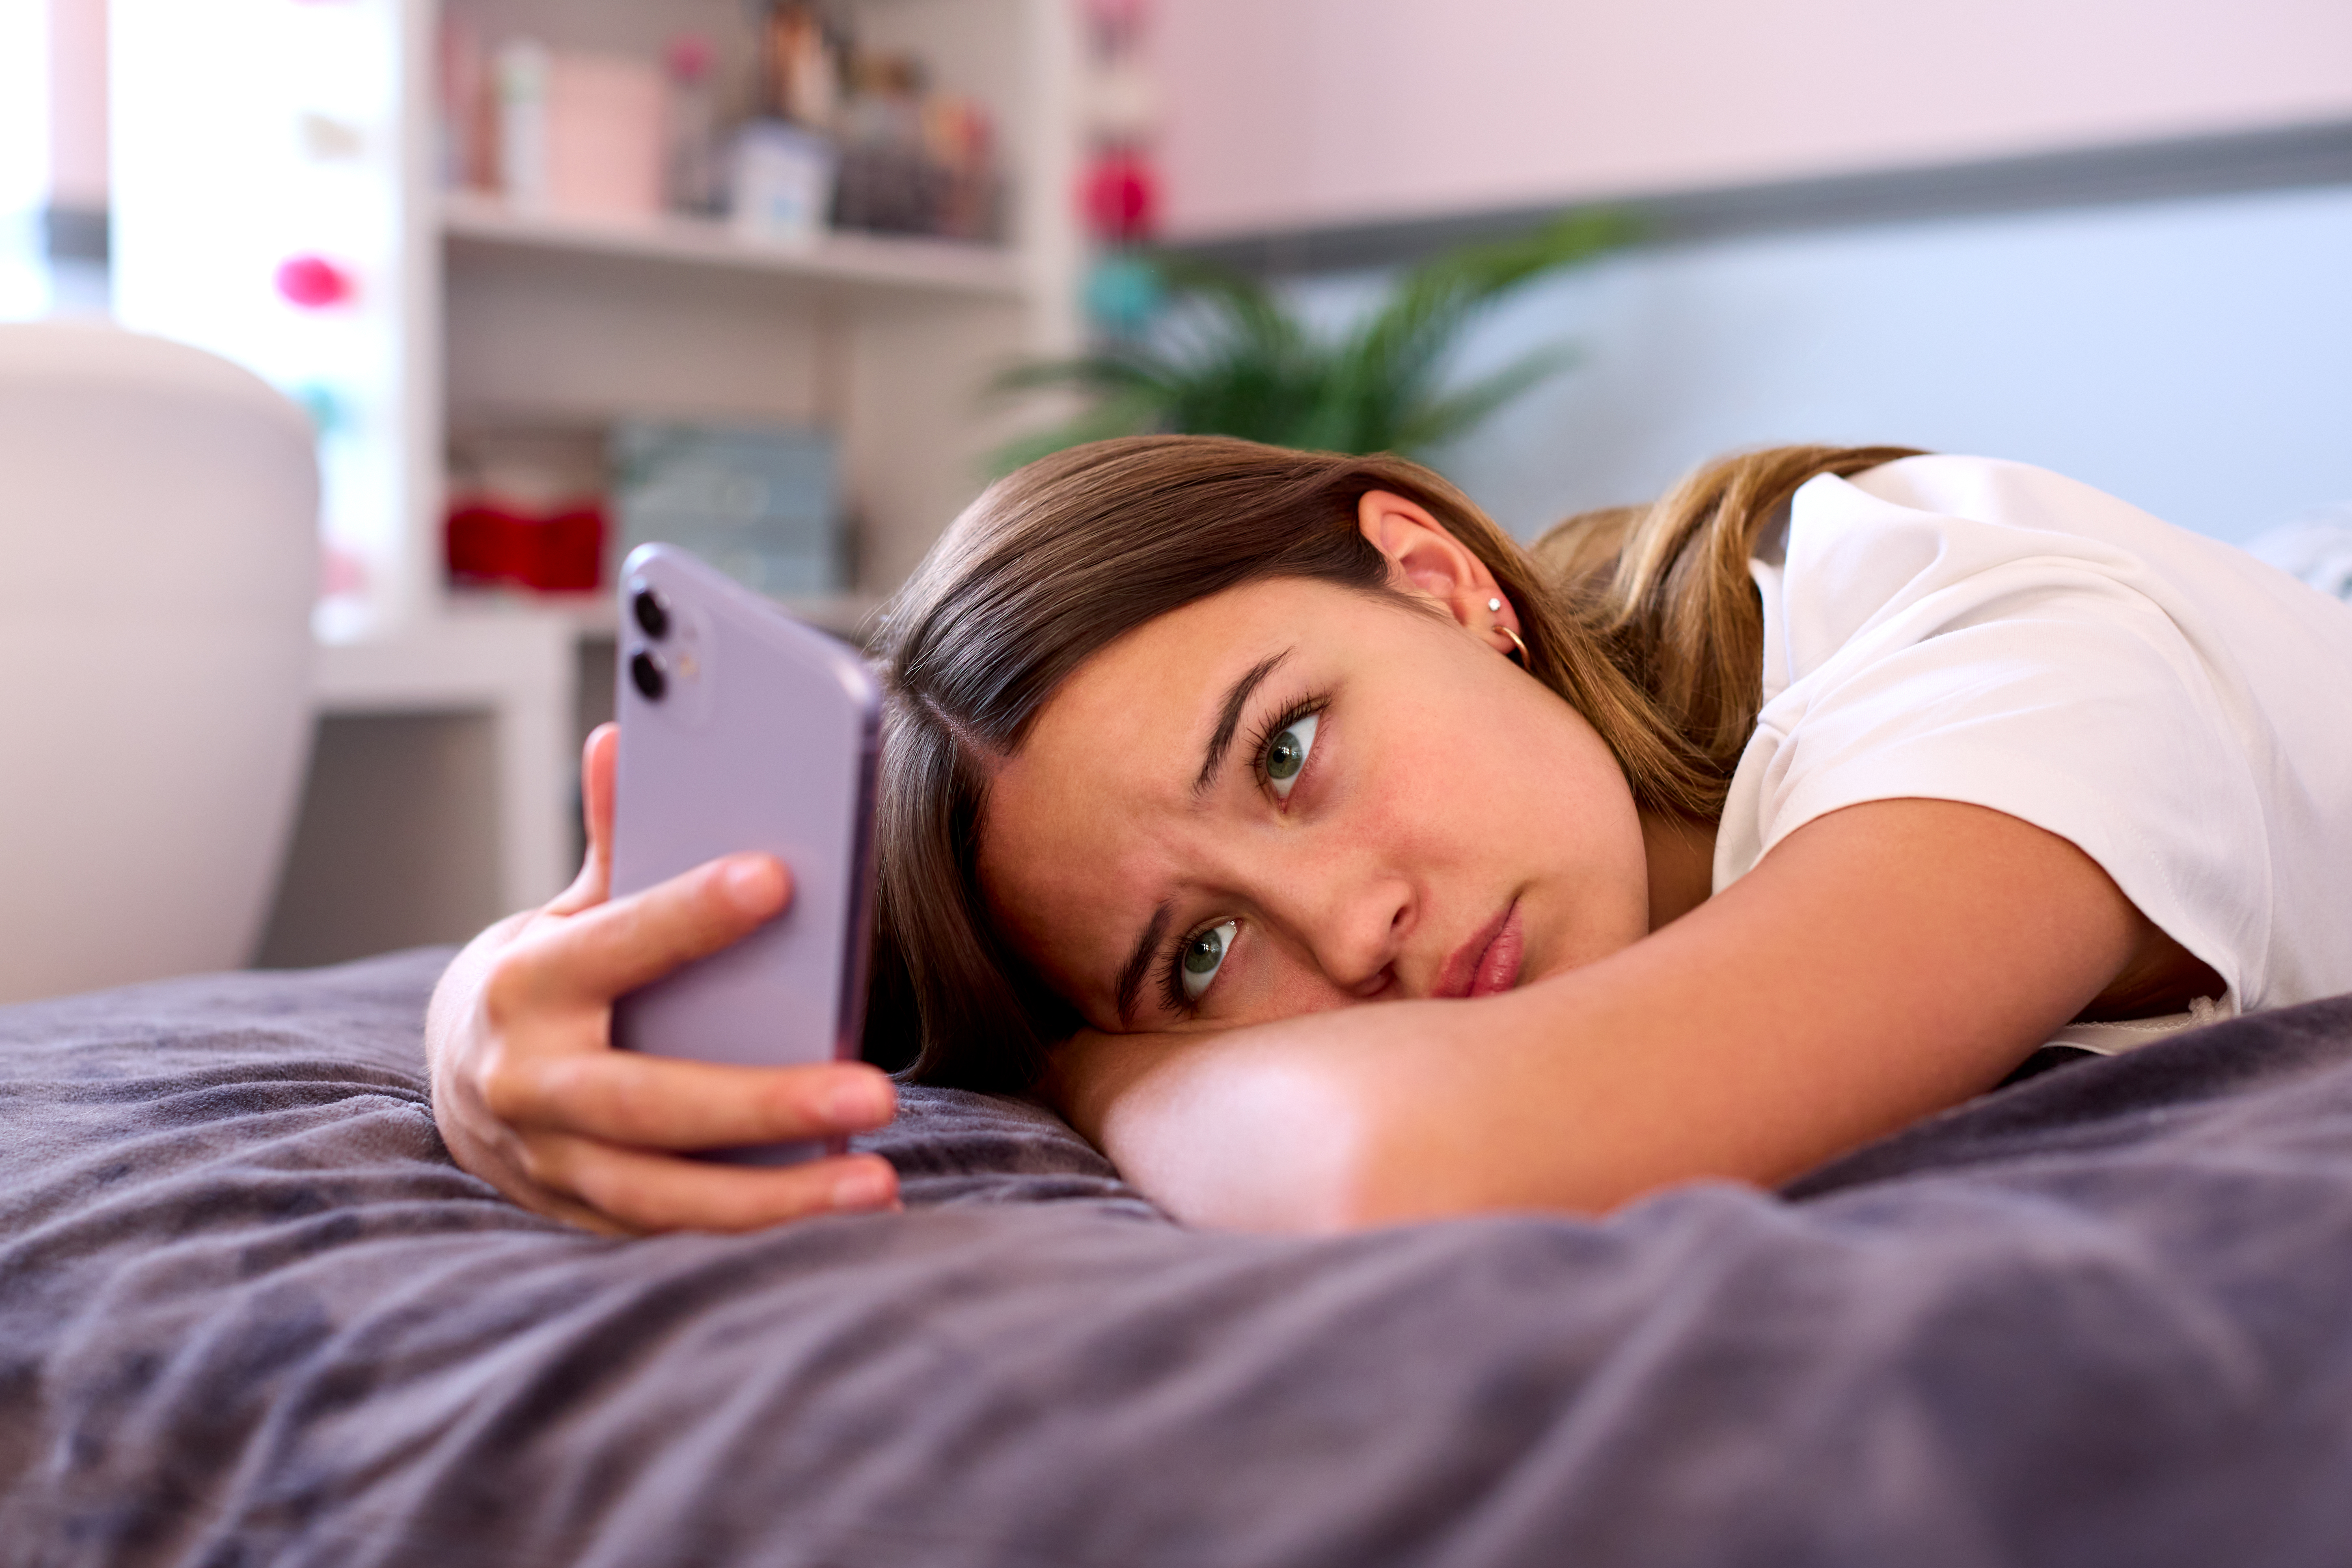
top-left (1264, 844), bottom-right (1412, 997)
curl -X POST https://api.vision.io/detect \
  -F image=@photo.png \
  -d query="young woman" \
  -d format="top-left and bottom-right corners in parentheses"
top-left (426, 439), bottom-right (2352, 1235)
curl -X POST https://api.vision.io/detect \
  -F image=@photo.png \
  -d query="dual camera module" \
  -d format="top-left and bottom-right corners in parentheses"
top-left (628, 584), bottom-right (672, 701)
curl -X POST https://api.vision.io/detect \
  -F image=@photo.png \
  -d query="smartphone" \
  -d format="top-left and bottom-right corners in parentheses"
top-left (608, 544), bottom-right (882, 1166)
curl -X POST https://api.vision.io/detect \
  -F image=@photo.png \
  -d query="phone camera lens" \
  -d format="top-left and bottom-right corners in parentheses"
top-left (632, 587), bottom-right (671, 640)
top-left (629, 650), bottom-right (667, 701)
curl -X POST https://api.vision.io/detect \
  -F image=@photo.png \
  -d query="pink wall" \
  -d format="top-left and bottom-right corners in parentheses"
top-left (1151, 0), bottom-right (2352, 240)
top-left (47, 0), bottom-right (107, 206)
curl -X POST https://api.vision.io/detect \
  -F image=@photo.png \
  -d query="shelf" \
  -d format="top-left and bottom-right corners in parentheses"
top-left (441, 192), bottom-right (1028, 301)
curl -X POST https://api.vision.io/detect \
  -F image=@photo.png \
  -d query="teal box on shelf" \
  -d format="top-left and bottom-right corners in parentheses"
top-left (609, 421), bottom-right (843, 597)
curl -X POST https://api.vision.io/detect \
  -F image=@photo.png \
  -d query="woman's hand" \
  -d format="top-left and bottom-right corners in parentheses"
top-left (424, 723), bottom-right (902, 1234)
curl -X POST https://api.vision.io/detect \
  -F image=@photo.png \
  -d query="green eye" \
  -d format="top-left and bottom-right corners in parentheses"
top-left (1263, 712), bottom-right (1318, 798)
top-left (1180, 919), bottom-right (1238, 1001)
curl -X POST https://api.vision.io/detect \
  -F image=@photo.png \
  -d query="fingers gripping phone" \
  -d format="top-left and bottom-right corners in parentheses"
top-left (609, 544), bottom-right (882, 1166)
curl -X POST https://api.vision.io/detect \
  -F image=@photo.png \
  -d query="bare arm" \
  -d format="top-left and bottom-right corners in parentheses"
top-left (1046, 800), bottom-right (2172, 1231)
top-left (425, 724), bottom-right (902, 1234)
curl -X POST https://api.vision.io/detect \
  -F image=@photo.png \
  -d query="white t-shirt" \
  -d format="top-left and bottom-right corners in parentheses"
top-left (1714, 456), bottom-right (2352, 1052)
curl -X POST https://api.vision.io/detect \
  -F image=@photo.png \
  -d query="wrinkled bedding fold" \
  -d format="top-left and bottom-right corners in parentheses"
top-left (4, 949), bottom-right (2351, 1568)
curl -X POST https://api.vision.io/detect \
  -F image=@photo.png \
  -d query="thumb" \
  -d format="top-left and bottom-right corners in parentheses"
top-left (548, 723), bottom-right (618, 915)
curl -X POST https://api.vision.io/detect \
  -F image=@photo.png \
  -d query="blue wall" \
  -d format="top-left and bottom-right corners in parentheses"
top-left (1298, 183), bottom-right (2352, 545)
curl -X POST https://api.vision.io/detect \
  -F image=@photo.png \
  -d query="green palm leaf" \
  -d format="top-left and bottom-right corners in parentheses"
top-left (1390, 341), bottom-right (1583, 454)
top-left (987, 209), bottom-right (1633, 472)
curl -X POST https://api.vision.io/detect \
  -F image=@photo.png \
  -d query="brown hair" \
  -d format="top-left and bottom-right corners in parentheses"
top-left (867, 435), bottom-right (1919, 1087)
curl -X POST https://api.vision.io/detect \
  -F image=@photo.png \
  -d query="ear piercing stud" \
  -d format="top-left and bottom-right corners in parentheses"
top-left (1488, 595), bottom-right (1529, 667)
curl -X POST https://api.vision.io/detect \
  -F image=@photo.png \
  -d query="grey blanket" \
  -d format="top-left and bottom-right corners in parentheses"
top-left (4, 949), bottom-right (2351, 1568)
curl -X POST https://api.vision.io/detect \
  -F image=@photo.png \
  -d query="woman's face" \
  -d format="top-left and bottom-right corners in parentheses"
top-left (975, 495), bottom-right (1654, 1035)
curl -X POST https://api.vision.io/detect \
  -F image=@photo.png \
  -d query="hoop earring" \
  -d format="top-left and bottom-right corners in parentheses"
top-left (1499, 625), bottom-right (1529, 666)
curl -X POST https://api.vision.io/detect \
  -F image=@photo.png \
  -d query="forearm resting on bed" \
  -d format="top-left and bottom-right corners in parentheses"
top-left (1048, 800), bottom-right (2164, 1233)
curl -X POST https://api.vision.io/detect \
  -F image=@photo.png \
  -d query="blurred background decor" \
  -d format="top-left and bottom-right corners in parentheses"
top-left (444, 0), bottom-right (1008, 248)
top-left (610, 420), bottom-right (844, 597)
top-left (2247, 508), bottom-right (2352, 603)
top-left (0, 323), bottom-right (317, 1002)
top-left (82, 0), bottom-right (1081, 978)
top-left (1074, 0), bottom-right (1161, 336)
top-left (992, 212), bottom-right (1633, 468)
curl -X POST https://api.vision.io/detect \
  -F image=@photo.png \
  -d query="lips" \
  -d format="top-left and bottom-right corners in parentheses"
top-left (1433, 900), bottom-right (1524, 1000)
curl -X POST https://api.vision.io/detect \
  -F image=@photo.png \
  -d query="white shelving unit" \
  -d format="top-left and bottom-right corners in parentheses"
top-left (441, 190), bottom-right (1030, 298)
top-left (114, 0), bottom-right (1082, 957)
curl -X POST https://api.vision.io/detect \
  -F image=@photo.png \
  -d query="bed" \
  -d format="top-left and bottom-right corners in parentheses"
top-left (5, 948), bottom-right (2351, 1566)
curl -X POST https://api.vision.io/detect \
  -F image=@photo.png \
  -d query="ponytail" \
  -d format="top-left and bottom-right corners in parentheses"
top-left (1534, 445), bottom-right (1923, 817)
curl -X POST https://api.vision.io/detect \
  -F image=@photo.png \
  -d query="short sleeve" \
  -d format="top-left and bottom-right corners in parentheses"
top-left (1715, 461), bottom-right (2273, 1011)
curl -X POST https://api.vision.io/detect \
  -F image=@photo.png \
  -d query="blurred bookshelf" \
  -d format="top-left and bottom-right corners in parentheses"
top-left (112, 0), bottom-right (1083, 933)
top-left (442, 190), bottom-right (1029, 299)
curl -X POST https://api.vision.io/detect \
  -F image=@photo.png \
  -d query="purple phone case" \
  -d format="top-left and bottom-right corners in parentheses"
top-left (609, 544), bottom-right (881, 1167)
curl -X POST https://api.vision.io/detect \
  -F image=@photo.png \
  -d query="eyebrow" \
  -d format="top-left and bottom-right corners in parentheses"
top-left (1115, 902), bottom-right (1172, 1027)
top-left (1114, 649), bottom-right (1292, 1023)
top-left (1193, 649), bottom-right (1291, 798)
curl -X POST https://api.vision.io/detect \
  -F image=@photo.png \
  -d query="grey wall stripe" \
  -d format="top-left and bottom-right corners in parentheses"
top-left (1168, 118), bottom-right (2352, 276)
top-left (41, 205), bottom-right (109, 265)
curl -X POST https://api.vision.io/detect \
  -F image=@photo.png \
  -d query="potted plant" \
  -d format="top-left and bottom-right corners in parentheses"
top-left (991, 211), bottom-right (1634, 470)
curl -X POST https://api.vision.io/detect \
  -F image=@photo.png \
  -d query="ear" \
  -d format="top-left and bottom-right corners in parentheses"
top-left (1356, 489), bottom-right (1523, 648)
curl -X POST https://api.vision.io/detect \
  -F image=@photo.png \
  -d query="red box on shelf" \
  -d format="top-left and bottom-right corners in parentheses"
top-left (445, 498), bottom-right (606, 592)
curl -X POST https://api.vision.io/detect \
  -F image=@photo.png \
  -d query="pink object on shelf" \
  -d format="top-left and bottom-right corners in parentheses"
top-left (1084, 0), bottom-right (1151, 33)
top-left (1081, 150), bottom-right (1159, 242)
top-left (667, 35), bottom-right (713, 82)
top-left (274, 254), bottom-right (354, 309)
top-left (545, 53), bottom-right (666, 218)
